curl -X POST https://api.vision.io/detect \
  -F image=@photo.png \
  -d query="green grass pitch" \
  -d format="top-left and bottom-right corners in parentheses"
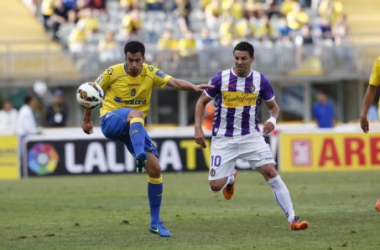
top-left (1, 171), bottom-right (380, 250)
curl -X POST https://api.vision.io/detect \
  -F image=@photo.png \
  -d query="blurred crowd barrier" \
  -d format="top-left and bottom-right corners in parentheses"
top-left (1, 123), bottom-right (379, 180)
top-left (0, 39), bottom-right (379, 85)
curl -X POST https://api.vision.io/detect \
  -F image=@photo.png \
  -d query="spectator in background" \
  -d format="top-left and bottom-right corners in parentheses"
top-left (51, 0), bottom-right (71, 41)
top-left (121, 8), bottom-right (143, 37)
top-left (156, 29), bottom-right (179, 68)
top-left (68, 21), bottom-right (87, 53)
top-left (287, 3), bottom-right (309, 30)
top-left (45, 90), bottom-right (69, 127)
top-left (178, 29), bottom-right (197, 58)
top-left (280, 0), bottom-right (298, 17)
top-left (17, 96), bottom-right (39, 140)
top-left (314, 17), bottom-right (333, 41)
top-left (145, 0), bottom-right (165, 12)
top-left (98, 31), bottom-right (119, 63)
top-left (318, 0), bottom-right (343, 24)
top-left (171, 0), bottom-right (192, 34)
top-left (312, 90), bottom-right (335, 128)
top-left (264, 0), bottom-right (281, 19)
top-left (276, 16), bottom-right (292, 38)
top-left (222, 0), bottom-right (244, 20)
top-left (0, 100), bottom-right (18, 134)
top-left (120, 0), bottom-right (139, 12)
top-left (332, 14), bottom-right (349, 45)
top-left (40, 0), bottom-right (54, 32)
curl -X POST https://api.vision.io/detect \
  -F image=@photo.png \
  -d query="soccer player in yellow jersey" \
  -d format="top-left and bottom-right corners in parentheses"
top-left (360, 57), bottom-right (380, 213)
top-left (81, 41), bottom-right (212, 237)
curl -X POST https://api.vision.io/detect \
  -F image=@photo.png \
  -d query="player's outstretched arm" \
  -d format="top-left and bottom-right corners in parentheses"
top-left (82, 108), bottom-right (94, 134)
top-left (360, 84), bottom-right (377, 133)
top-left (263, 99), bottom-right (280, 135)
top-left (166, 77), bottom-right (213, 92)
top-left (194, 93), bottom-right (212, 148)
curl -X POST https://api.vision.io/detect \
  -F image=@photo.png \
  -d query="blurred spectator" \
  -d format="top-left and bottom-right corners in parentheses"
top-left (332, 14), bottom-right (349, 45)
top-left (287, 3), bottom-right (309, 31)
top-left (68, 22), bottom-right (87, 53)
top-left (62, 0), bottom-right (77, 10)
top-left (156, 29), bottom-right (179, 68)
top-left (276, 16), bottom-right (292, 38)
top-left (264, 0), bottom-right (281, 19)
top-left (51, 0), bottom-right (71, 41)
top-left (318, 0), bottom-right (343, 24)
top-left (17, 96), bottom-right (39, 137)
top-left (204, 0), bottom-right (223, 30)
top-left (121, 8), bottom-right (143, 36)
top-left (197, 27), bottom-right (218, 50)
top-left (88, 0), bottom-right (107, 13)
top-left (0, 100), bottom-right (18, 134)
top-left (280, 0), bottom-right (298, 16)
top-left (98, 31), bottom-right (119, 62)
top-left (295, 25), bottom-right (316, 65)
top-left (40, 0), bottom-right (54, 32)
top-left (77, 8), bottom-right (100, 38)
top-left (178, 29), bottom-right (197, 58)
top-left (312, 90), bottom-right (335, 128)
top-left (120, 0), bottom-right (139, 11)
top-left (171, 0), bottom-right (192, 34)
top-left (234, 18), bottom-right (251, 39)
top-left (222, 0), bottom-right (244, 20)
top-left (256, 15), bottom-right (276, 40)
top-left (203, 102), bottom-right (215, 131)
top-left (314, 17), bottom-right (333, 41)
top-left (45, 90), bottom-right (69, 127)
top-left (145, 0), bottom-right (165, 11)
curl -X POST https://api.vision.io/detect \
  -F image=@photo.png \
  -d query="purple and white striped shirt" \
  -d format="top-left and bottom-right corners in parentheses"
top-left (205, 68), bottom-right (275, 137)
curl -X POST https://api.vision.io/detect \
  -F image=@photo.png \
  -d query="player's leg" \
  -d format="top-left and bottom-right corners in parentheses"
top-left (208, 137), bottom-right (238, 200)
top-left (127, 110), bottom-right (148, 172)
top-left (145, 152), bottom-right (171, 237)
top-left (256, 164), bottom-right (308, 230)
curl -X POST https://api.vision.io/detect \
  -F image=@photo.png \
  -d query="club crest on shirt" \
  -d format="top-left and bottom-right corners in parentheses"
top-left (131, 88), bottom-right (136, 97)
top-left (210, 168), bottom-right (216, 177)
top-left (107, 68), bottom-right (113, 75)
top-left (250, 83), bottom-right (255, 92)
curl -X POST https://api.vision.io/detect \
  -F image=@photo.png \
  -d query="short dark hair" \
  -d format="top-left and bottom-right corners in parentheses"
top-left (24, 95), bottom-right (32, 104)
top-left (233, 41), bottom-right (254, 57)
top-left (124, 41), bottom-right (145, 56)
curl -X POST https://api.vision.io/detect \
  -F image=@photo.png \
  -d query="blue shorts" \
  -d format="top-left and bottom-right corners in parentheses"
top-left (100, 108), bottom-right (158, 157)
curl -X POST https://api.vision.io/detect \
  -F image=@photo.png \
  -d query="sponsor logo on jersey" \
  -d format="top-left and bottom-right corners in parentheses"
top-left (125, 99), bottom-right (146, 105)
top-left (106, 68), bottom-right (113, 75)
top-left (155, 70), bottom-right (167, 78)
top-left (96, 75), bottom-right (103, 85)
top-left (222, 91), bottom-right (258, 107)
top-left (128, 83), bottom-right (140, 87)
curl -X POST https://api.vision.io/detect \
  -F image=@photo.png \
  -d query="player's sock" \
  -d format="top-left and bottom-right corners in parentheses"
top-left (130, 117), bottom-right (145, 156)
top-left (148, 176), bottom-right (163, 225)
top-left (267, 175), bottom-right (295, 223)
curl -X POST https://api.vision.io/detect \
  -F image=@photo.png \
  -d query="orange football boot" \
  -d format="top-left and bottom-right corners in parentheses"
top-left (290, 216), bottom-right (309, 230)
top-left (223, 170), bottom-right (237, 200)
top-left (375, 199), bottom-right (380, 212)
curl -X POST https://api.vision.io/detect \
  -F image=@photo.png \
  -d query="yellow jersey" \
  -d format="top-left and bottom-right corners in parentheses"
top-left (94, 63), bottom-right (172, 118)
top-left (370, 57), bottom-right (380, 86)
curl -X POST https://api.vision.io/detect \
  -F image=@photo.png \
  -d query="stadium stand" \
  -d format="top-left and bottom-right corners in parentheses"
top-left (0, 0), bottom-right (81, 82)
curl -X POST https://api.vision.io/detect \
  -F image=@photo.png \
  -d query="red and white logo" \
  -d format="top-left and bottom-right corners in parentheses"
top-left (291, 139), bottom-right (312, 166)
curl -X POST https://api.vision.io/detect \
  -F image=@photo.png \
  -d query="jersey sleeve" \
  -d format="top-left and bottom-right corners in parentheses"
top-left (259, 74), bottom-right (275, 101)
top-left (369, 58), bottom-right (380, 86)
top-left (151, 66), bottom-right (172, 88)
top-left (204, 72), bottom-right (222, 98)
top-left (94, 68), bottom-right (112, 91)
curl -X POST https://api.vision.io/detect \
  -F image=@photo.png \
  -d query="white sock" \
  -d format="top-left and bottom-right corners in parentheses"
top-left (267, 175), bottom-right (295, 224)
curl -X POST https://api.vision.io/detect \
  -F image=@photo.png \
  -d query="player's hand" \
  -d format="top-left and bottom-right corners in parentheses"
top-left (82, 119), bottom-right (94, 134)
top-left (360, 115), bottom-right (369, 133)
top-left (194, 126), bottom-right (207, 148)
top-left (262, 121), bottom-right (275, 135)
top-left (193, 84), bottom-right (214, 92)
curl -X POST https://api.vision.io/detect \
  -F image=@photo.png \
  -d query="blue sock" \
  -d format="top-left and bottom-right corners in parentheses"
top-left (148, 176), bottom-right (163, 225)
top-left (130, 117), bottom-right (145, 156)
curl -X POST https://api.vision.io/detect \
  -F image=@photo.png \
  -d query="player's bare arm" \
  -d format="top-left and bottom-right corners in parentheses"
top-left (82, 108), bottom-right (94, 134)
top-left (166, 77), bottom-right (213, 92)
top-left (194, 93), bottom-right (212, 148)
top-left (360, 84), bottom-right (377, 133)
top-left (263, 99), bottom-right (280, 135)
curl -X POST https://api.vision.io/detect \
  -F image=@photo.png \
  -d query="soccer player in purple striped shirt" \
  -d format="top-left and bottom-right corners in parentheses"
top-left (194, 41), bottom-right (308, 230)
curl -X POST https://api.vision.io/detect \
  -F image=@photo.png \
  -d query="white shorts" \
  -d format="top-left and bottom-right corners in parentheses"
top-left (208, 133), bottom-right (276, 180)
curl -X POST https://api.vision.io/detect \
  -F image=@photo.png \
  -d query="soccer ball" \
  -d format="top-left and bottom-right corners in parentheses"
top-left (76, 82), bottom-right (104, 109)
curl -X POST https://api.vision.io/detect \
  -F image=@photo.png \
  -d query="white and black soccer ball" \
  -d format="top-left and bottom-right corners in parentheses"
top-left (76, 82), bottom-right (104, 109)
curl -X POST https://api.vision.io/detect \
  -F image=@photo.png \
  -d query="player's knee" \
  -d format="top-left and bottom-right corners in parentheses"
top-left (147, 162), bottom-right (161, 178)
top-left (263, 165), bottom-right (278, 179)
top-left (209, 182), bottom-right (223, 192)
top-left (129, 109), bottom-right (144, 119)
